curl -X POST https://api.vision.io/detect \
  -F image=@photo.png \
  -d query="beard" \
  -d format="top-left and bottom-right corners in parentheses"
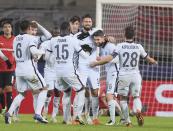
top-left (83, 26), bottom-right (91, 31)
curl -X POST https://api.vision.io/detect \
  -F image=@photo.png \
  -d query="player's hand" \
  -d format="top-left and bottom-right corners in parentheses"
top-left (31, 20), bottom-right (38, 25)
top-left (105, 36), bottom-right (116, 43)
top-left (89, 61), bottom-right (98, 68)
top-left (33, 55), bottom-right (39, 62)
top-left (96, 56), bottom-right (101, 61)
top-left (5, 60), bottom-right (12, 69)
top-left (154, 61), bottom-right (158, 65)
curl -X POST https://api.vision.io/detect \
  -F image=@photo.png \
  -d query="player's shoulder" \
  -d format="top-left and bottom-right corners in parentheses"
top-left (106, 42), bottom-right (116, 47)
top-left (89, 27), bottom-right (103, 35)
top-left (24, 34), bottom-right (38, 42)
top-left (14, 34), bottom-right (35, 41)
top-left (104, 42), bottom-right (116, 49)
top-left (116, 42), bottom-right (125, 48)
top-left (75, 31), bottom-right (82, 37)
top-left (132, 42), bottom-right (144, 49)
top-left (66, 35), bottom-right (78, 41)
top-left (40, 40), bottom-right (51, 47)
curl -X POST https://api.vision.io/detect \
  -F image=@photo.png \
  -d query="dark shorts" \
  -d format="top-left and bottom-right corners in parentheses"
top-left (0, 72), bottom-right (15, 88)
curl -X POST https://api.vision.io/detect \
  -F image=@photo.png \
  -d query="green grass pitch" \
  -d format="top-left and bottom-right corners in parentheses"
top-left (0, 115), bottom-right (173, 131)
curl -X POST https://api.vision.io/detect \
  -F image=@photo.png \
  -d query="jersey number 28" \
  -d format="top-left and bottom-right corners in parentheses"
top-left (123, 52), bottom-right (138, 67)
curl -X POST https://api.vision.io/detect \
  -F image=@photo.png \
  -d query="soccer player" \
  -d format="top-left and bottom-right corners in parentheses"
top-left (45, 21), bottom-right (89, 124)
top-left (90, 26), bottom-right (157, 127)
top-left (69, 16), bottom-right (80, 35)
top-left (58, 16), bottom-right (81, 124)
top-left (40, 28), bottom-right (61, 123)
top-left (30, 21), bottom-right (52, 116)
top-left (5, 20), bottom-right (48, 124)
top-left (91, 30), bottom-right (123, 125)
top-left (0, 20), bottom-right (15, 115)
top-left (74, 14), bottom-right (101, 125)
top-left (12, 21), bottom-right (52, 121)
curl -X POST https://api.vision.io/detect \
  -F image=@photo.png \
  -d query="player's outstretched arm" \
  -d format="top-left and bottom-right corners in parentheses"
top-left (146, 56), bottom-right (158, 64)
top-left (32, 21), bottom-right (52, 41)
top-left (90, 55), bottom-right (113, 67)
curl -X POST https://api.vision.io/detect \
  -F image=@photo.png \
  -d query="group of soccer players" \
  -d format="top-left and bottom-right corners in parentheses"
top-left (2, 14), bottom-right (157, 127)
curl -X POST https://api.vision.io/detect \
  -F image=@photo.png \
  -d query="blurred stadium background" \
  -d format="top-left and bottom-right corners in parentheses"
top-left (0, 0), bottom-right (96, 34)
top-left (0, 0), bottom-right (173, 118)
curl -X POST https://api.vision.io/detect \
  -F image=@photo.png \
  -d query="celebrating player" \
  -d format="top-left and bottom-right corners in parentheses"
top-left (5, 20), bottom-right (48, 124)
top-left (45, 21), bottom-right (89, 124)
top-left (73, 14), bottom-right (101, 125)
top-left (90, 26), bottom-right (157, 127)
top-left (92, 30), bottom-right (123, 125)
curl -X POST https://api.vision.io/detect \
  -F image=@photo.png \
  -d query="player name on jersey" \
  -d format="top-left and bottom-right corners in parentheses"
top-left (122, 44), bottom-right (139, 49)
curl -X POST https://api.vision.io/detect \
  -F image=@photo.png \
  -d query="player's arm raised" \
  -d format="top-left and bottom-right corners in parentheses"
top-left (32, 21), bottom-right (52, 41)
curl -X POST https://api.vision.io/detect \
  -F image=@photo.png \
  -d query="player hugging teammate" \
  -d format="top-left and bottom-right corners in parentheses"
top-left (3, 14), bottom-right (157, 127)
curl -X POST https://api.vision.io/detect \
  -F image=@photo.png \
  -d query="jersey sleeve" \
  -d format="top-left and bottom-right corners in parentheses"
top-left (110, 44), bottom-right (120, 58)
top-left (29, 36), bottom-right (38, 48)
top-left (139, 44), bottom-right (148, 58)
top-left (108, 43), bottom-right (117, 54)
top-left (39, 40), bottom-right (50, 52)
top-left (89, 27), bottom-right (103, 35)
top-left (46, 39), bottom-right (53, 53)
top-left (73, 38), bottom-right (83, 52)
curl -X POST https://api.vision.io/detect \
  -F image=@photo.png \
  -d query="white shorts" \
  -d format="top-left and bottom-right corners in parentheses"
top-left (77, 66), bottom-right (88, 87)
top-left (106, 71), bottom-right (118, 94)
top-left (44, 68), bottom-right (56, 90)
top-left (55, 69), bottom-right (84, 92)
top-left (16, 71), bottom-right (46, 93)
top-left (86, 68), bottom-right (100, 90)
top-left (117, 73), bottom-right (142, 97)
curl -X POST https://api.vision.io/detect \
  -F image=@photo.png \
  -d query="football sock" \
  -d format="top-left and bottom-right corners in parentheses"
top-left (8, 94), bottom-right (24, 116)
top-left (62, 91), bottom-right (71, 122)
top-left (6, 92), bottom-right (13, 111)
top-left (91, 96), bottom-right (99, 119)
top-left (120, 100), bottom-right (131, 123)
top-left (35, 90), bottom-right (47, 115)
top-left (133, 97), bottom-right (142, 113)
top-left (84, 97), bottom-right (90, 115)
top-left (52, 96), bottom-right (60, 118)
top-left (75, 89), bottom-right (85, 118)
top-left (0, 93), bottom-right (5, 109)
top-left (43, 97), bottom-right (51, 115)
top-left (108, 100), bottom-right (116, 123)
top-left (33, 94), bottom-right (39, 112)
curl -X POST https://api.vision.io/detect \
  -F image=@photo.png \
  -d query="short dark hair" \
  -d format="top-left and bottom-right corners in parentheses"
top-left (92, 30), bottom-right (105, 38)
top-left (82, 14), bottom-right (92, 20)
top-left (60, 21), bottom-right (70, 36)
top-left (51, 27), bottom-right (60, 37)
top-left (30, 22), bottom-right (38, 28)
top-left (125, 26), bottom-right (135, 39)
top-left (20, 20), bottom-right (31, 32)
top-left (69, 16), bottom-right (80, 23)
top-left (2, 20), bottom-right (13, 28)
